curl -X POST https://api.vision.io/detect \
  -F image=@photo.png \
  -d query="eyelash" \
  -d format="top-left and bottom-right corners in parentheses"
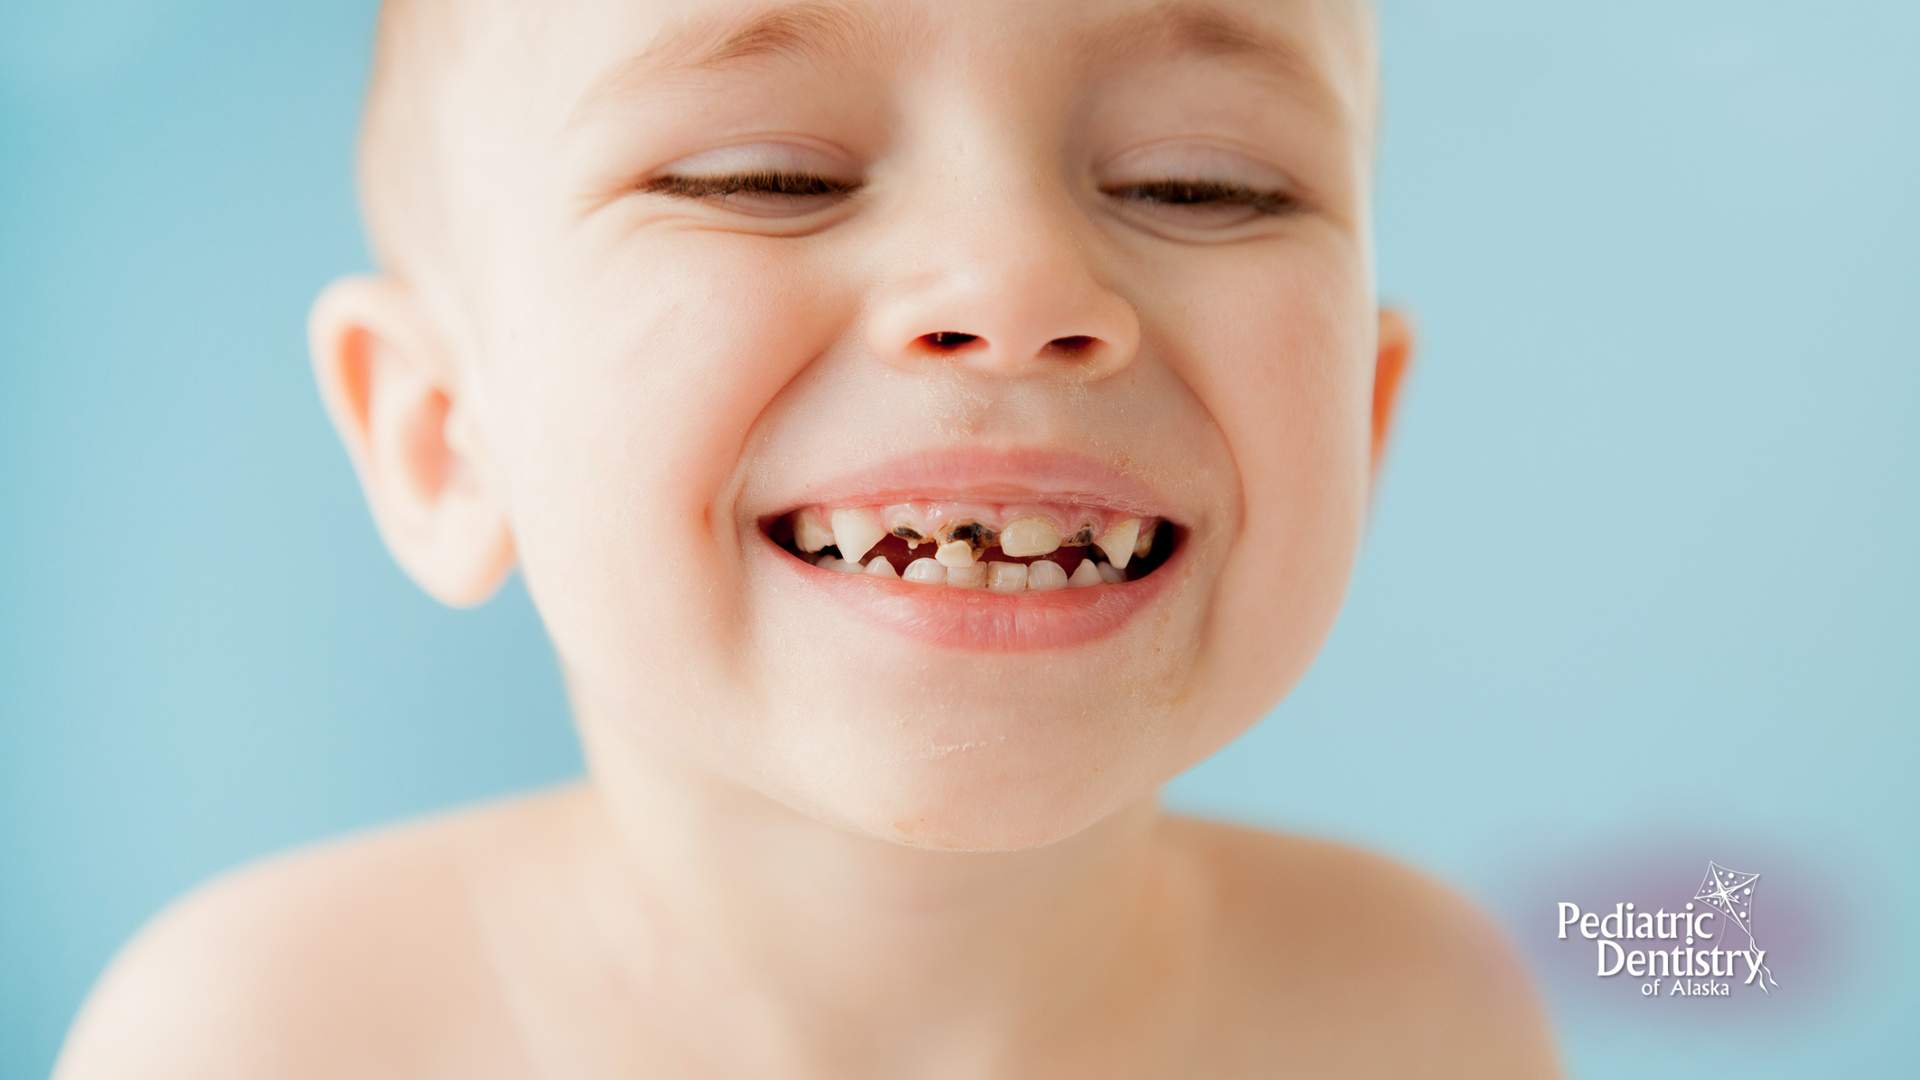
top-left (1099, 180), bottom-right (1301, 217)
top-left (639, 171), bottom-right (862, 200)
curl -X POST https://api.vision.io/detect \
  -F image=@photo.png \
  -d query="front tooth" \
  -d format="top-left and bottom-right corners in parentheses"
top-left (1027, 560), bottom-right (1068, 591)
top-left (1097, 562), bottom-right (1126, 585)
top-left (794, 509), bottom-right (835, 553)
top-left (986, 562), bottom-right (1029, 593)
top-left (830, 508), bottom-right (887, 565)
top-left (998, 518), bottom-right (1061, 558)
top-left (865, 556), bottom-right (898, 578)
top-left (903, 558), bottom-right (946, 585)
top-left (1093, 518), bottom-right (1141, 570)
top-left (943, 521), bottom-right (997, 558)
top-left (935, 540), bottom-right (975, 568)
top-left (886, 507), bottom-right (926, 547)
top-left (1068, 559), bottom-right (1102, 588)
top-left (946, 563), bottom-right (986, 589)
top-left (1133, 521), bottom-right (1158, 559)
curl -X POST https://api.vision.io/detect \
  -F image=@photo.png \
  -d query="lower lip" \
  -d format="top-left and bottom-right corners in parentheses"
top-left (765, 538), bottom-right (1177, 652)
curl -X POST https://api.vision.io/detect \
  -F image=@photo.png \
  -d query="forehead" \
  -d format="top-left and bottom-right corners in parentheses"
top-left (464, 0), bottom-right (1373, 136)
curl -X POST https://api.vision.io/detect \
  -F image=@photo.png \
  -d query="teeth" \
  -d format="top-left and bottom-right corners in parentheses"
top-left (935, 540), bottom-right (976, 568)
top-left (1068, 559), bottom-right (1103, 588)
top-left (946, 563), bottom-right (987, 589)
top-left (1027, 560), bottom-right (1068, 591)
top-left (793, 505), bottom-right (1166, 590)
top-left (795, 509), bottom-right (835, 553)
top-left (997, 517), bottom-right (1061, 557)
top-left (903, 558), bottom-right (946, 585)
top-left (986, 562), bottom-right (1029, 593)
top-left (1093, 518), bottom-right (1141, 570)
top-left (1133, 521), bottom-right (1158, 559)
top-left (831, 508), bottom-right (887, 565)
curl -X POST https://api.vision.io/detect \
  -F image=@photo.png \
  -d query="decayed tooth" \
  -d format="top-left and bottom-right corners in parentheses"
top-left (1027, 560), bottom-right (1068, 591)
top-left (946, 563), bottom-right (986, 589)
top-left (886, 507), bottom-right (926, 547)
top-left (1066, 523), bottom-right (1096, 547)
top-left (1134, 521), bottom-right (1158, 559)
top-left (903, 558), bottom-right (946, 585)
top-left (935, 540), bottom-right (975, 568)
top-left (986, 562), bottom-right (1029, 593)
top-left (1092, 518), bottom-right (1141, 570)
top-left (1068, 559), bottom-right (1102, 588)
top-left (1097, 562), bottom-right (1126, 585)
top-left (998, 517), bottom-right (1061, 558)
top-left (943, 521), bottom-right (997, 557)
top-left (794, 509), bottom-right (835, 553)
top-left (865, 556), bottom-right (898, 578)
top-left (830, 508), bottom-right (887, 565)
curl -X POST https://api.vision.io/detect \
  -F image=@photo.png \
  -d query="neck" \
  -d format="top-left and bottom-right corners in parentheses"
top-left (566, 711), bottom-right (1201, 1078)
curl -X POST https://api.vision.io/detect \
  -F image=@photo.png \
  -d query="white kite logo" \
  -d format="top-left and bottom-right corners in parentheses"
top-left (1693, 862), bottom-right (1778, 993)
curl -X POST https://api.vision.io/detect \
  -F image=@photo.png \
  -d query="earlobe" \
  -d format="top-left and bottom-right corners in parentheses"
top-left (309, 276), bottom-right (514, 608)
top-left (1370, 307), bottom-right (1416, 482)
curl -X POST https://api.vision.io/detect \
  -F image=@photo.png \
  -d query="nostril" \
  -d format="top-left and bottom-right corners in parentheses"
top-left (922, 332), bottom-right (980, 350)
top-left (1045, 335), bottom-right (1097, 357)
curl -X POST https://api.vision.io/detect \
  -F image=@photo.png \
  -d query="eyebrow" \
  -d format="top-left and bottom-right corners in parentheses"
top-left (571, 0), bottom-right (1339, 126)
top-left (569, 0), bottom-right (903, 126)
top-left (1083, 2), bottom-right (1341, 112)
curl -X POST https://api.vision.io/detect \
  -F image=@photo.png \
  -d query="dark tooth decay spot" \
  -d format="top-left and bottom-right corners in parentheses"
top-left (1068, 526), bottom-right (1093, 546)
top-left (945, 521), bottom-right (997, 553)
top-left (891, 526), bottom-right (924, 541)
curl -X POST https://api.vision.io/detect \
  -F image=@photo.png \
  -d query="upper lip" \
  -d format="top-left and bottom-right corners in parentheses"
top-left (761, 447), bottom-right (1186, 523)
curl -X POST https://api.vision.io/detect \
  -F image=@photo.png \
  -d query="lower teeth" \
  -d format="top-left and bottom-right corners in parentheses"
top-left (846, 553), bottom-right (1113, 591)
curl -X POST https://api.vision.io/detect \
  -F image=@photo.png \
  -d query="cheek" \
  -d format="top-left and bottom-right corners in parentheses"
top-left (1158, 241), bottom-right (1375, 757)
top-left (488, 235), bottom-right (853, 708)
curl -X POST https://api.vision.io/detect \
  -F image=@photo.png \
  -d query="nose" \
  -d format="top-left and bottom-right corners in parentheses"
top-left (864, 182), bottom-right (1140, 380)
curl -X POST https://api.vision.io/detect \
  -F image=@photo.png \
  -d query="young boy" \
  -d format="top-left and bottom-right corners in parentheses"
top-left (57, 0), bottom-right (1558, 1075)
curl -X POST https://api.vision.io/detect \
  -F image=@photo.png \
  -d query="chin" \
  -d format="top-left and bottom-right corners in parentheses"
top-left (749, 686), bottom-right (1187, 852)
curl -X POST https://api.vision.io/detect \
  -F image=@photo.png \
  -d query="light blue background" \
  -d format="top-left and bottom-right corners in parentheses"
top-left (2, 1), bottom-right (1913, 1076)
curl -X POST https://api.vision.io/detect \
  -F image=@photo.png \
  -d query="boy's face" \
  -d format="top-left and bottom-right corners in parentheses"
top-left (352, 0), bottom-right (1395, 848)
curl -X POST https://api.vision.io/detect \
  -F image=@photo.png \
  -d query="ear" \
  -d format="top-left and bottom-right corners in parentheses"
top-left (1370, 306), bottom-right (1416, 483)
top-left (309, 276), bottom-right (514, 608)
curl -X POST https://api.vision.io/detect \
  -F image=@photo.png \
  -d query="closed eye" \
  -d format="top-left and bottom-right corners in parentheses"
top-left (639, 171), bottom-right (861, 209)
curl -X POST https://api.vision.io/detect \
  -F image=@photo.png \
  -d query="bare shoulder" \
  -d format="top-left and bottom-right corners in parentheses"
top-left (53, 786), bottom-right (589, 1080)
top-left (1161, 815), bottom-right (1560, 1079)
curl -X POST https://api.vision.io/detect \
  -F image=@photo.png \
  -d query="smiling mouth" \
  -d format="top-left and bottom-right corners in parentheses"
top-left (770, 501), bottom-right (1178, 592)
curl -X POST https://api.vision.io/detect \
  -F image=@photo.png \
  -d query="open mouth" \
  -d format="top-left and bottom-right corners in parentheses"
top-left (769, 501), bottom-right (1179, 592)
